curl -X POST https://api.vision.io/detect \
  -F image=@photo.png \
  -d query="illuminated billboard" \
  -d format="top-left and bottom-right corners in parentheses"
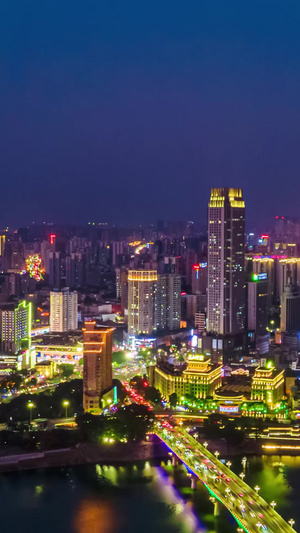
top-left (251, 272), bottom-right (267, 281)
top-left (219, 405), bottom-right (239, 414)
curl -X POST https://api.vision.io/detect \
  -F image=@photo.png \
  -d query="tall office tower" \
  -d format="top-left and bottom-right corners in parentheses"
top-left (280, 279), bottom-right (300, 332)
top-left (207, 188), bottom-right (245, 334)
top-left (82, 321), bottom-right (114, 413)
top-left (66, 253), bottom-right (86, 289)
top-left (247, 273), bottom-right (269, 354)
top-left (128, 270), bottom-right (158, 336)
top-left (247, 275), bottom-right (268, 333)
top-left (1, 300), bottom-right (32, 353)
top-left (50, 289), bottom-right (78, 332)
top-left (49, 251), bottom-right (61, 289)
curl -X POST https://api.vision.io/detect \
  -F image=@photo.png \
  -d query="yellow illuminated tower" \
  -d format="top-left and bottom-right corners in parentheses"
top-left (82, 321), bottom-right (114, 413)
top-left (207, 188), bottom-right (245, 334)
top-left (127, 270), bottom-right (158, 336)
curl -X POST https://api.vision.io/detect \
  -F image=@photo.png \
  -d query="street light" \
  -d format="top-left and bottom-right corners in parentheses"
top-left (270, 501), bottom-right (276, 509)
top-left (254, 485), bottom-right (260, 493)
top-left (27, 401), bottom-right (35, 424)
top-left (240, 472), bottom-right (245, 480)
top-left (226, 461), bottom-right (232, 468)
top-left (288, 519), bottom-right (295, 528)
top-left (203, 442), bottom-right (208, 448)
top-left (63, 400), bottom-right (70, 418)
top-left (214, 451), bottom-right (220, 459)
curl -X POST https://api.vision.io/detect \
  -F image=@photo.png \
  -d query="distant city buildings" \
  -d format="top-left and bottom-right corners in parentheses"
top-left (50, 289), bottom-right (78, 332)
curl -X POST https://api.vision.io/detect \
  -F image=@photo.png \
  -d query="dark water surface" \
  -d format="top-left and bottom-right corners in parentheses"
top-left (0, 455), bottom-right (299, 532)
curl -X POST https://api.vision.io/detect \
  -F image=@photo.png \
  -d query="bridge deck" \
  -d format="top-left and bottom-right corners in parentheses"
top-left (155, 425), bottom-right (296, 533)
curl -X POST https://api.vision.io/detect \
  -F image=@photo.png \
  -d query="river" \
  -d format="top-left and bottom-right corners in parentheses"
top-left (0, 455), bottom-right (299, 532)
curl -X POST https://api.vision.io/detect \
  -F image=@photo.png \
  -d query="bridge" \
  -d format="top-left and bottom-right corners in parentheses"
top-left (155, 423), bottom-right (296, 533)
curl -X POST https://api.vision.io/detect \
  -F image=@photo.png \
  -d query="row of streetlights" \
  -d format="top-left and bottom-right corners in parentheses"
top-left (27, 399), bottom-right (70, 422)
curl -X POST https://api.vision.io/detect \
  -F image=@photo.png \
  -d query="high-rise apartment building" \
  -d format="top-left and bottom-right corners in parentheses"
top-left (50, 289), bottom-right (78, 332)
top-left (66, 253), bottom-right (86, 289)
top-left (82, 321), bottom-right (114, 413)
top-left (127, 270), bottom-right (181, 336)
top-left (207, 188), bottom-right (245, 334)
top-left (1, 300), bottom-right (32, 353)
top-left (128, 270), bottom-right (157, 336)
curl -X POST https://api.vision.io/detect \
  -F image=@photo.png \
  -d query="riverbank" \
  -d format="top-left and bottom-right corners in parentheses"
top-left (0, 439), bottom-right (169, 473)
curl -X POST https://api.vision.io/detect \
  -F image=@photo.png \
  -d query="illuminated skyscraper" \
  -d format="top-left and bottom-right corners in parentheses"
top-left (207, 188), bottom-right (245, 334)
top-left (82, 321), bottom-right (114, 413)
top-left (50, 289), bottom-right (78, 332)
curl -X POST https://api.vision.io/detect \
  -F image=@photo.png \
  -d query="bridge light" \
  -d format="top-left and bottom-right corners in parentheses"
top-left (214, 451), bottom-right (220, 459)
top-left (203, 442), bottom-right (208, 448)
top-left (288, 519), bottom-right (295, 528)
top-left (226, 461), bottom-right (232, 468)
top-left (270, 501), bottom-right (276, 509)
top-left (254, 485), bottom-right (260, 493)
top-left (239, 472), bottom-right (245, 480)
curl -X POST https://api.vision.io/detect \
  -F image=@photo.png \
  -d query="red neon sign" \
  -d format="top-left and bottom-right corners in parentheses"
top-left (49, 234), bottom-right (56, 245)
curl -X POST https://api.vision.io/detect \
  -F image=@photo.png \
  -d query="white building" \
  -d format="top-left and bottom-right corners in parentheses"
top-left (127, 270), bottom-right (181, 337)
top-left (50, 289), bottom-right (78, 332)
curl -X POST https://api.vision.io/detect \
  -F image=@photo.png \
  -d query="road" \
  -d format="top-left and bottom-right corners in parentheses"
top-left (156, 423), bottom-right (296, 533)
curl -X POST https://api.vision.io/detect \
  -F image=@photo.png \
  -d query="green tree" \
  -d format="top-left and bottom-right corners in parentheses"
top-left (59, 364), bottom-right (74, 380)
top-left (112, 350), bottom-right (126, 365)
top-left (169, 392), bottom-right (178, 408)
top-left (144, 386), bottom-right (161, 404)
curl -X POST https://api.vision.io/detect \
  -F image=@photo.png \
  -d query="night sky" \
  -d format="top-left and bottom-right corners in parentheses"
top-left (1, 1), bottom-right (300, 228)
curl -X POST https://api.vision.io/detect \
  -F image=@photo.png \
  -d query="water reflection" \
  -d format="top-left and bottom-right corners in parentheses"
top-left (0, 456), bottom-right (299, 532)
top-left (74, 498), bottom-right (117, 533)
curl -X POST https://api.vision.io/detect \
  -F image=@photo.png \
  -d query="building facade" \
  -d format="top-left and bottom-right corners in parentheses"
top-left (251, 366), bottom-right (285, 406)
top-left (82, 321), bottom-right (113, 413)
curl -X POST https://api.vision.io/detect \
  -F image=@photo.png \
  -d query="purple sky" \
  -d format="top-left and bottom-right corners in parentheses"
top-left (1, 1), bottom-right (300, 229)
